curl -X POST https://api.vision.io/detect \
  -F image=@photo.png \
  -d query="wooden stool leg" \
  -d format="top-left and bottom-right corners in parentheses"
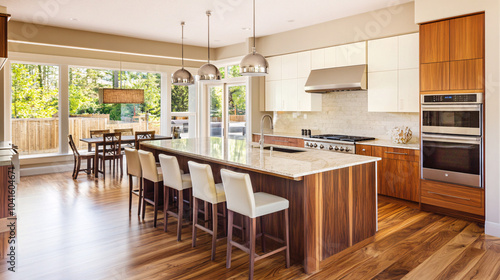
top-left (211, 202), bottom-right (218, 261)
top-left (285, 208), bottom-right (290, 268)
top-left (260, 216), bottom-right (265, 253)
top-left (142, 178), bottom-right (146, 220)
top-left (177, 189), bottom-right (184, 241)
top-left (164, 185), bottom-right (170, 232)
top-left (138, 177), bottom-right (143, 216)
top-left (128, 175), bottom-right (133, 211)
top-left (192, 198), bottom-right (198, 247)
top-left (226, 210), bottom-right (234, 269)
top-left (204, 201), bottom-right (209, 227)
top-left (153, 182), bottom-right (158, 228)
top-left (249, 217), bottom-right (256, 280)
top-left (223, 202), bottom-right (227, 236)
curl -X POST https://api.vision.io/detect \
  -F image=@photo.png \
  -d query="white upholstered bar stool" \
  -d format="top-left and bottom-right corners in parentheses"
top-left (159, 154), bottom-right (192, 241)
top-left (125, 148), bottom-right (142, 214)
top-left (138, 150), bottom-right (163, 227)
top-left (188, 161), bottom-right (227, 260)
top-left (220, 169), bottom-right (290, 280)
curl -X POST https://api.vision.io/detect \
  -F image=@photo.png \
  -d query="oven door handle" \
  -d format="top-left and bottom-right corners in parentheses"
top-left (421, 133), bottom-right (481, 145)
top-left (421, 104), bottom-right (482, 111)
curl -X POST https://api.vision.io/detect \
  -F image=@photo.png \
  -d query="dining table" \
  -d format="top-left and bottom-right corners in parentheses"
top-left (80, 134), bottom-right (172, 178)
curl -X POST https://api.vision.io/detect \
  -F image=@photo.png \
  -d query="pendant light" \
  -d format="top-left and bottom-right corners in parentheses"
top-left (99, 56), bottom-right (144, 104)
top-left (172, 22), bottom-right (194, 85)
top-left (198, 11), bottom-right (221, 80)
top-left (239, 0), bottom-right (268, 76)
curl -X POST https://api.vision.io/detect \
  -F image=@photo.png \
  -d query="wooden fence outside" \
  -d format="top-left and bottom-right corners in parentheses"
top-left (12, 117), bottom-right (161, 155)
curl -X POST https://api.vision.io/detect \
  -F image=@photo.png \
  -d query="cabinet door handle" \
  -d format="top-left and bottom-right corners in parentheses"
top-left (427, 191), bottom-right (471, 201)
top-left (385, 151), bottom-right (408, 155)
top-left (362, 149), bottom-right (366, 152)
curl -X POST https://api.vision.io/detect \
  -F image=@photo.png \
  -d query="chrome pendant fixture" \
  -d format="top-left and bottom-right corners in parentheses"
top-left (239, 0), bottom-right (268, 76)
top-left (172, 22), bottom-right (194, 86)
top-left (198, 11), bottom-right (221, 80)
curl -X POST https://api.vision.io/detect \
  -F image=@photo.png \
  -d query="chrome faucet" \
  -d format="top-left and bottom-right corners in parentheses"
top-left (259, 114), bottom-right (273, 149)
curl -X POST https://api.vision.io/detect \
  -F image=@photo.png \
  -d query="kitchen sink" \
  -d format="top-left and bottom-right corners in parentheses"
top-left (262, 146), bottom-right (305, 153)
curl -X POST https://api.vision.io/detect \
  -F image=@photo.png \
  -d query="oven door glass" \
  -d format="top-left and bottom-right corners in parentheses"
top-left (422, 139), bottom-right (480, 175)
top-left (421, 105), bottom-right (481, 135)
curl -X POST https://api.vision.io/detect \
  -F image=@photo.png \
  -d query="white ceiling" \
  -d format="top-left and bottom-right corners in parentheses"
top-left (0, 0), bottom-right (413, 48)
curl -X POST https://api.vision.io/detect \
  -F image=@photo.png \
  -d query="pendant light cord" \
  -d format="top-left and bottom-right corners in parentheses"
top-left (253, 0), bottom-right (256, 54)
top-left (181, 22), bottom-right (185, 69)
top-left (207, 11), bottom-right (211, 63)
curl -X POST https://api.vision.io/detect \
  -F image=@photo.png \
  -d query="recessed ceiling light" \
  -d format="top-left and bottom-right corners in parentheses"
top-left (70, 18), bottom-right (78, 21)
top-left (242, 27), bottom-right (251, 31)
top-left (287, 19), bottom-right (295, 23)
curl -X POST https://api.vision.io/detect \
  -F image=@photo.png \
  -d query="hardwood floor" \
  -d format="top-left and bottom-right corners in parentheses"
top-left (1, 171), bottom-right (500, 279)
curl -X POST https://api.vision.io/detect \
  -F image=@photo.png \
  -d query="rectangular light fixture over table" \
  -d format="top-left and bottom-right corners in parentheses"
top-left (98, 88), bottom-right (145, 104)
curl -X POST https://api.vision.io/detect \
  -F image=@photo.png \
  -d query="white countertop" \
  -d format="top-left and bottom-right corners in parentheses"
top-left (141, 138), bottom-right (381, 180)
top-left (252, 132), bottom-right (305, 139)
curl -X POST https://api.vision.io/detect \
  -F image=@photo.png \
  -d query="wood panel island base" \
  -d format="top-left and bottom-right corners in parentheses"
top-left (141, 138), bottom-right (380, 274)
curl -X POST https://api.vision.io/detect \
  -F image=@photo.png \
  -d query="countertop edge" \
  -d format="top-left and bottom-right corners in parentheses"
top-left (358, 140), bottom-right (420, 150)
top-left (141, 141), bottom-right (381, 180)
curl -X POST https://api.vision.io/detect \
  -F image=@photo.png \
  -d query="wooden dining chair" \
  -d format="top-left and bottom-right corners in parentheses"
top-left (115, 128), bottom-right (134, 148)
top-left (97, 132), bottom-right (123, 179)
top-left (90, 129), bottom-right (110, 138)
top-left (68, 135), bottom-right (95, 179)
top-left (134, 130), bottom-right (155, 149)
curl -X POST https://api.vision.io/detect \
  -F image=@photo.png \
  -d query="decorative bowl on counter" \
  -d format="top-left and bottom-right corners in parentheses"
top-left (391, 126), bottom-right (412, 144)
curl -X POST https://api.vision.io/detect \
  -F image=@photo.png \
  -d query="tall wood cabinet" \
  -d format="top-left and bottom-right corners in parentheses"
top-left (420, 13), bottom-right (484, 92)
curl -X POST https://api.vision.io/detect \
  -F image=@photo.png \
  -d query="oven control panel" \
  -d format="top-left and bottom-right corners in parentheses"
top-left (422, 92), bottom-right (483, 104)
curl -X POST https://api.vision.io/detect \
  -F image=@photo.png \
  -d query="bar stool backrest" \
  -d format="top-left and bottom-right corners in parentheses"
top-left (138, 150), bottom-right (160, 183)
top-left (159, 154), bottom-right (183, 191)
top-left (124, 148), bottom-right (141, 178)
top-left (188, 161), bottom-right (217, 203)
top-left (220, 169), bottom-right (255, 218)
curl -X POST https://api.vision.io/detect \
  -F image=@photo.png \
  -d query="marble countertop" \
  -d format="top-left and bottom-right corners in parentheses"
top-left (0, 141), bottom-right (12, 150)
top-left (359, 138), bottom-right (420, 150)
top-left (141, 137), bottom-right (380, 180)
top-left (0, 150), bottom-right (14, 167)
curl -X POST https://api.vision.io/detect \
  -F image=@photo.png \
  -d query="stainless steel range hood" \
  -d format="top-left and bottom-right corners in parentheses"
top-left (305, 64), bottom-right (367, 93)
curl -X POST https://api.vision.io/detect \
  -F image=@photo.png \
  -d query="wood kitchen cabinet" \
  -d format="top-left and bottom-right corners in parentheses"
top-left (252, 134), bottom-right (304, 148)
top-left (420, 13), bottom-right (484, 92)
top-left (358, 145), bottom-right (419, 202)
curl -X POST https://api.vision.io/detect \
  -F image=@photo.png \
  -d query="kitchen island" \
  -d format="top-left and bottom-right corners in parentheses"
top-left (141, 137), bottom-right (380, 274)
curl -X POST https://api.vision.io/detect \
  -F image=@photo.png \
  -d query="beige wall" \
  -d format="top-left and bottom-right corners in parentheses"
top-left (8, 21), bottom-right (211, 68)
top-left (215, 2), bottom-right (418, 60)
top-left (415, 0), bottom-right (500, 237)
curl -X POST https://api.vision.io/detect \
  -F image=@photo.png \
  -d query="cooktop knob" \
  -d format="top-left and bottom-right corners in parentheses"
top-left (340, 147), bottom-right (345, 151)
top-left (334, 146), bottom-right (339, 151)
top-left (313, 143), bottom-right (318, 148)
top-left (320, 144), bottom-right (324, 149)
top-left (329, 145), bottom-right (334, 150)
top-left (345, 147), bottom-right (351, 152)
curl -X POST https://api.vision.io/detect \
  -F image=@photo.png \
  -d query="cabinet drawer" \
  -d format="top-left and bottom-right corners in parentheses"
top-left (253, 135), bottom-right (304, 148)
top-left (372, 146), bottom-right (419, 162)
top-left (421, 180), bottom-right (483, 215)
top-left (356, 145), bottom-right (372, 156)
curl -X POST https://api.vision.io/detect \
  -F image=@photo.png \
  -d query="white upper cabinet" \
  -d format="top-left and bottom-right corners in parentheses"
top-left (282, 79), bottom-right (298, 110)
top-left (368, 36), bottom-right (399, 72)
top-left (368, 71), bottom-right (399, 112)
top-left (266, 56), bottom-right (282, 81)
top-left (367, 33), bottom-right (419, 113)
top-left (324, 46), bottom-right (337, 68)
top-left (297, 51), bottom-right (311, 78)
top-left (311, 49), bottom-right (325, 70)
top-left (398, 33), bottom-right (419, 70)
top-left (349, 42), bottom-right (367, 65)
top-left (281, 53), bottom-right (298, 79)
top-left (335, 44), bottom-right (349, 67)
top-left (265, 80), bottom-right (282, 111)
top-left (398, 69), bottom-right (419, 112)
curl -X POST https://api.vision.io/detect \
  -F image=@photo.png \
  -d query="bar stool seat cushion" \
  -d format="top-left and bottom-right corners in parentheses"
top-left (253, 192), bottom-right (289, 218)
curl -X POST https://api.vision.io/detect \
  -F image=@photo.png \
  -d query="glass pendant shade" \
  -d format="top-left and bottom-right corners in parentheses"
top-left (240, 0), bottom-right (268, 76)
top-left (172, 22), bottom-right (194, 86)
top-left (172, 68), bottom-right (194, 85)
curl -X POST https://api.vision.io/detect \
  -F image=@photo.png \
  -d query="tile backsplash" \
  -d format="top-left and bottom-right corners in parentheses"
top-left (273, 91), bottom-right (420, 142)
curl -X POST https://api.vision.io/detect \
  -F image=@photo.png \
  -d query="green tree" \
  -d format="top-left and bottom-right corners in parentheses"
top-left (171, 85), bottom-right (189, 112)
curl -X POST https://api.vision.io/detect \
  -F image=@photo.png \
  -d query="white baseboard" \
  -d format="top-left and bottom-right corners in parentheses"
top-left (485, 221), bottom-right (500, 238)
top-left (20, 163), bottom-right (76, 176)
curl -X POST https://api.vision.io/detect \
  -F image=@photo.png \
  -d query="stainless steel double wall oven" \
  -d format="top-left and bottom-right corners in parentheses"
top-left (421, 92), bottom-right (483, 188)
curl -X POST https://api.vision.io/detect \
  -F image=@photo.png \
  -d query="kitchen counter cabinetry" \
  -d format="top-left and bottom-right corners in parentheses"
top-left (357, 144), bottom-right (419, 202)
top-left (252, 134), bottom-right (304, 148)
top-left (420, 13), bottom-right (484, 92)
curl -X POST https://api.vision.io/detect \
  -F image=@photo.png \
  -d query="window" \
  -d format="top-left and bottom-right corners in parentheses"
top-left (218, 66), bottom-right (226, 79)
top-left (11, 63), bottom-right (60, 155)
top-left (171, 85), bottom-right (196, 139)
top-left (69, 67), bottom-right (161, 150)
top-left (227, 64), bottom-right (242, 78)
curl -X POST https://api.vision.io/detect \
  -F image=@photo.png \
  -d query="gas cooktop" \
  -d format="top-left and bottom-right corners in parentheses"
top-left (309, 134), bottom-right (375, 142)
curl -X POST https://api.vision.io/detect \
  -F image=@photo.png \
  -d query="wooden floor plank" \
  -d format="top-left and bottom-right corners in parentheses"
top-left (0, 171), bottom-right (498, 280)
